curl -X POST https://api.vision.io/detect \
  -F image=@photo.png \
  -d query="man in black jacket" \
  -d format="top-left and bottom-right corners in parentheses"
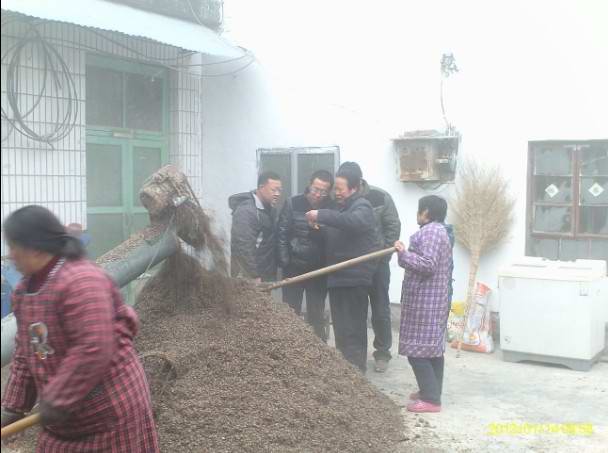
top-left (229, 171), bottom-right (282, 282)
top-left (339, 162), bottom-right (401, 373)
top-left (306, 168), bottom-right (380, 373)
top-left (277, 170), bottom-right (333, 341)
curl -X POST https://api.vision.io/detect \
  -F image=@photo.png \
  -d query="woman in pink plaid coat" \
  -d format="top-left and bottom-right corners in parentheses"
top-left (395, 196), bottom-right (452, 414)
top-left (1, 206), bottom-right (159, 452)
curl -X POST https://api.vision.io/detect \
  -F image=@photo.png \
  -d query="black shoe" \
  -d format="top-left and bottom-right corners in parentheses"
top-left (374, 358), bottom-right (389, 373)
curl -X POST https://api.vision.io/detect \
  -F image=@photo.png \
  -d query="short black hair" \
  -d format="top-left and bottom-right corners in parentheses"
top-left (418, 195), bottom-right (448, 222)
top-left (310, 169), bottom-right (334, 187)
top-left (338, 161), bottom-right (363, 180)
top-left (335, 168), bottom-right (361, 191)
top-left (257, 171), bottom-right (281, 187)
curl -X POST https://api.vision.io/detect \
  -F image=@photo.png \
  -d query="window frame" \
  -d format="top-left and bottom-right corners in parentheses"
top-left (85, 54), bottom-right (169, 140)
top-left (256, 146), bottom-right (341, 199)
top-left (526, 140), bottom-right (608, 243)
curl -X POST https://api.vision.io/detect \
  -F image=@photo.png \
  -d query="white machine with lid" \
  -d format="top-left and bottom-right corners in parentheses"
top-left (498, 257), bottom-right (608, 371)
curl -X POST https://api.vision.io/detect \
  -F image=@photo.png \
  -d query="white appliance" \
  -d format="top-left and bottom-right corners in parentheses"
top-left (498, 257), bottom-right (608, 371)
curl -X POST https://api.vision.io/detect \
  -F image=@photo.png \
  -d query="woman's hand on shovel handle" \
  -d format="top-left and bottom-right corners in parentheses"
top-left (39, 401), bottom-right (69, 427)
top-left (394, 241), bottom-right (406, 254)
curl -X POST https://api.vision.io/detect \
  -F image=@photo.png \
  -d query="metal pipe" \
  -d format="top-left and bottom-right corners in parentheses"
top-left (1, 314), bottom-right (17, 369)
top-left (1, 229), bottom-right (179, 368)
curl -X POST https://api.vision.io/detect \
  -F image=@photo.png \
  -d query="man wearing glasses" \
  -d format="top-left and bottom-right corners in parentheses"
top-left (277, 170), bottom-right (334, 341)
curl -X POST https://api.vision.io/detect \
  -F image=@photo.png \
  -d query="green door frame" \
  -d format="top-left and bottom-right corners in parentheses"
top-left (85, 54), bottom-right (170, 257)
top-left (86, 135), bottom-right (168, 231)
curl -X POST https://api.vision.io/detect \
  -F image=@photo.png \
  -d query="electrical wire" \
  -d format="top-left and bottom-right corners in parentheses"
top-left (0, 13), bottom-right (256, 143)
top-left (2, 28), bottom-right (255, 79)
top-left (1, 21), bottom-right (79, 146)
top-left (0, 11), bottom-right (258, 159)
top-left (3, 13), bottom-right (255, 82)
top-left (184, 0), bottom-right (206, 27)
top-left (82, 27), bottom-right (256, 78)
top-left (85, 26), bottom-right (254, 70)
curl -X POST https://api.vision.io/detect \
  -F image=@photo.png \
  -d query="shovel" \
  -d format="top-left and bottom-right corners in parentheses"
top-left (1, 413), bottom-right (41, 440)
top-left (263, 246), bottom-right (396, 291)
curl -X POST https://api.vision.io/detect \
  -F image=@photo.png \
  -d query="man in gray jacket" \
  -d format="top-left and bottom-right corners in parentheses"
top-left (339, 162), bottom-right (401, 373)
top-left (229, 171), bottom-right (282, 282)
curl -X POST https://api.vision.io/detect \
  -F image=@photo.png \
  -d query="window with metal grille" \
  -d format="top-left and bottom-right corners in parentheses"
top-left (526, 140), bottom-right (608, 261)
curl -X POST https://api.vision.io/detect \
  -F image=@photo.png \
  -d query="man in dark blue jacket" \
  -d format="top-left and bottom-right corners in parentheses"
top-left (306, 168), bottom-right (380, 372)
top-left (339, 162), bottom-right (401, 373)
top-left (277, 170), bottom-right (333, 341)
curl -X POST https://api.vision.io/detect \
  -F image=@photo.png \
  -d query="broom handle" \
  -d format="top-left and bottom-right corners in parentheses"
top-left (266, 247), bottom-right (397, 291)
top-left (1, 413), bottom-right (41, 439)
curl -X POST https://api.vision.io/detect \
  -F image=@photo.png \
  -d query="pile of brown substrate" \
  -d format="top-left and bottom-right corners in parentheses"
top-left (136, 252), bottom-right (405, 453)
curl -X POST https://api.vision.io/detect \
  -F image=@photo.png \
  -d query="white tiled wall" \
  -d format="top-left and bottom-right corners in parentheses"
top-left (1, 18), bottom-right (204, 255)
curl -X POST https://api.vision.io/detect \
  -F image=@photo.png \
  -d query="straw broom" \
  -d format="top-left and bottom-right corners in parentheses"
top-left (450, 158), bottom-right (515, 357)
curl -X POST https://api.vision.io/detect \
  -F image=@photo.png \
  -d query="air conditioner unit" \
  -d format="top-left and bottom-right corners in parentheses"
top-left (392, 131), bottom-right (459, 182)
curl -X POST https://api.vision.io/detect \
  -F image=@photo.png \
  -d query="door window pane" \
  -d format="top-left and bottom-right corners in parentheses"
top-left (297, 153), bottom-right (335, 194)
top-left (533, 146), bottom-right (572, 176)
top-left (87, 213), bottom-right (124, 260)
top-left (533, 206), bottom-right (572, 233)
top-left (126, 73), bottom-right (163, 131)
top-left (86, 66), bottom-right (123, 128)
top-left (580, 144), bottom-right (608, 176)
top-left (133, 146), bottom-right (162, 206)
top-left (87, 143), bottom-right (122, 207)
top-left (534, 176), bottom-right (572, 203)
top-left (259, 153), bottom-right (291, 200)
top-left (580, 206), bottom-right (608, 235)
top-left (580, 177), bottom-right (608, 204)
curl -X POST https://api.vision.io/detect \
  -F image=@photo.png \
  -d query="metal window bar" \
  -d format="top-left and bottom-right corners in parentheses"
top-left (1, 14), bottom-right (204, 255)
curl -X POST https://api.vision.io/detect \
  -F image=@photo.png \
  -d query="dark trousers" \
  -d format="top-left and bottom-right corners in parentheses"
top-left (407, 356), bottom-right (445, 405)
top-left (369, 259), bottom-right (392, 361)
top-left (329, 286), bottom-right (369, 373)
top-left (282, 276), bottom-right (328, 342)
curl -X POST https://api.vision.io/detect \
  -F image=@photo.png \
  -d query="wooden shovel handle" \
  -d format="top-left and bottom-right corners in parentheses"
top-left (1, 413), bottom-right (41, 440)
top-left (265, 246), bottom-right (397, 291)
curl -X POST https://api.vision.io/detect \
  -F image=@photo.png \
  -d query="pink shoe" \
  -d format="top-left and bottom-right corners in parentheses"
top-left (409, 391), bottom-right (420, 400)
top-left (407, 399), bottom-right (441, 413)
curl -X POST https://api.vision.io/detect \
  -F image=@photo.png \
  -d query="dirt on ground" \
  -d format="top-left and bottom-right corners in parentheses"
top-left (136, 252), bottom-right (406, 453)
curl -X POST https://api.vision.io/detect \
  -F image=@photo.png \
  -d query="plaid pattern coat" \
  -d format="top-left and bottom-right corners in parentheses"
top-left (398, 222), bottom-right (452, 358)
top-left (1, 258), bottom-right (159, 452)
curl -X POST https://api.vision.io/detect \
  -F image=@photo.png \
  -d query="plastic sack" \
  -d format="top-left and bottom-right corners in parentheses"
top-left (451, 282), bottom-right (494, 353)
top-left (447, 311), bottom-right (464, 342)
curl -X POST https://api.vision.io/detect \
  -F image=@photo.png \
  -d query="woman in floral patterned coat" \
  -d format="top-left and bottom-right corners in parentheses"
top-left (0, 205), bottom-right (159, 452)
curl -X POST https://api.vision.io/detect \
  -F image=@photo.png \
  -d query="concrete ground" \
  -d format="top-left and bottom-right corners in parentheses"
top-left (359, 307), bottom-right (608, 453)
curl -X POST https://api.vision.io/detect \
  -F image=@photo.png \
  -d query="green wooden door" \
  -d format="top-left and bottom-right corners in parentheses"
top-left (85, 55), bottom-right (168, 259)
top-left (86, 137), bottom-right (166, 259)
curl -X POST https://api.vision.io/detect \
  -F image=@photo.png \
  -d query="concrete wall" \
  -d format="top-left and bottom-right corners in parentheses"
top-left (203, 0), bottom-right (608, 309)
